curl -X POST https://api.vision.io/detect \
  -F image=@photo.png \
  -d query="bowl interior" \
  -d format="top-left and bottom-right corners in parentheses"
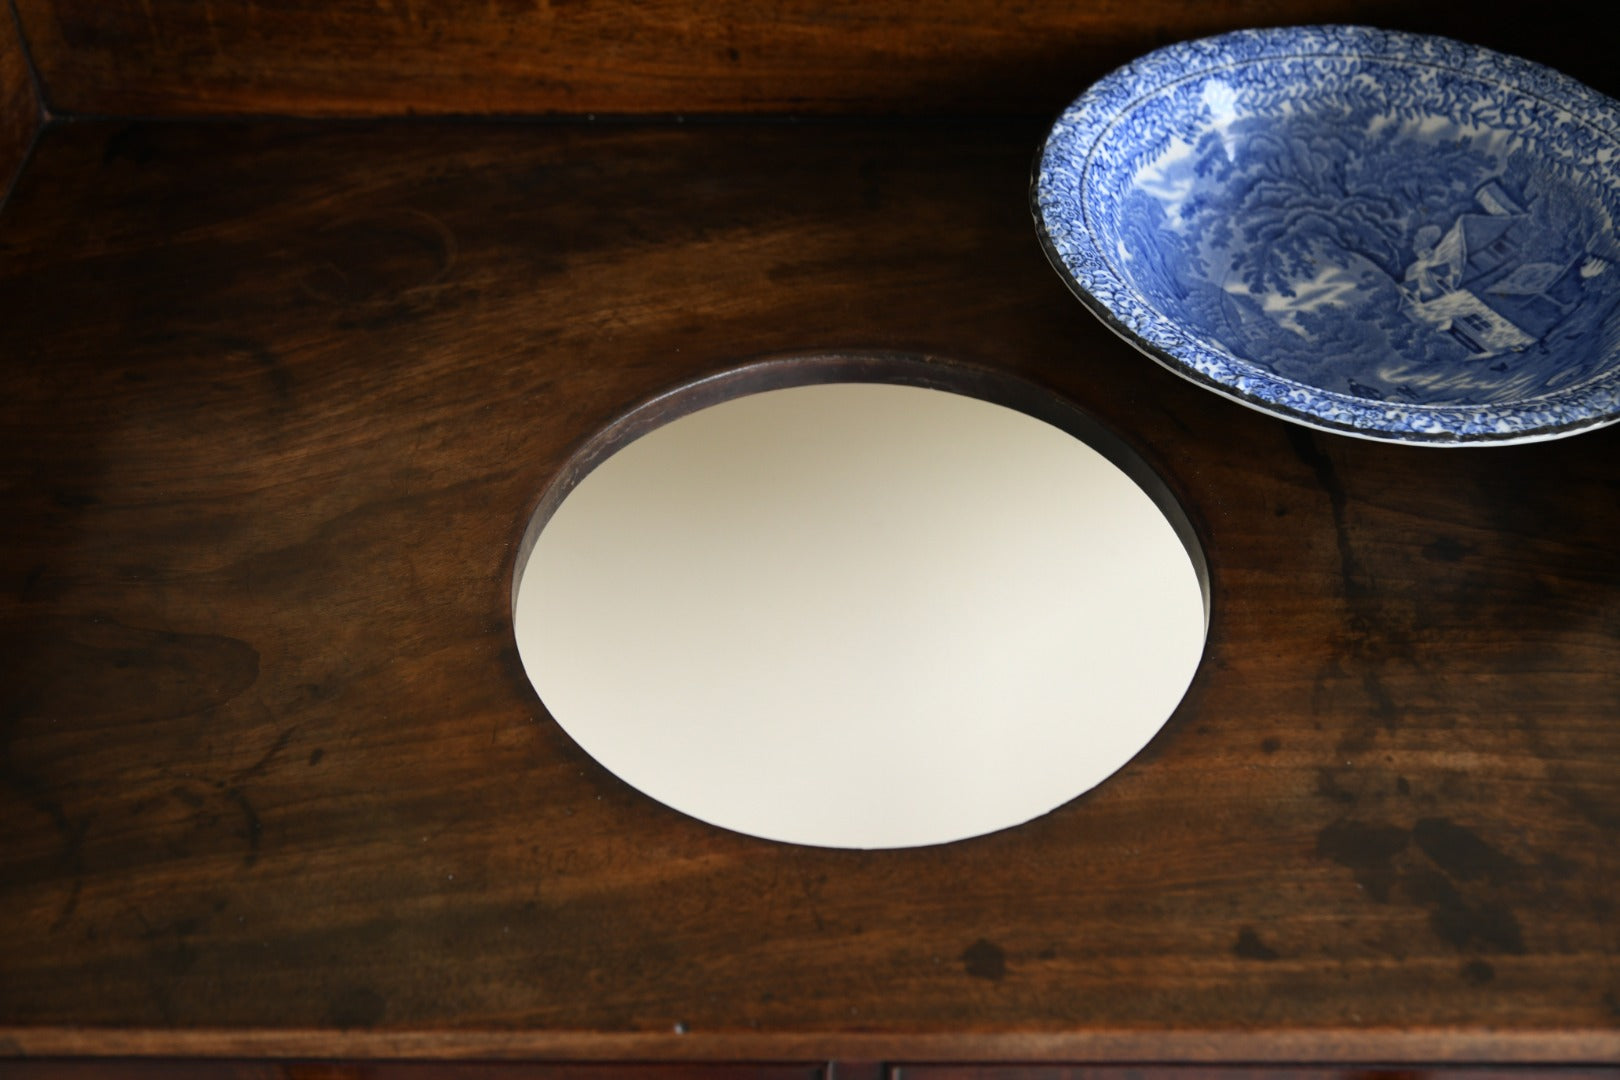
top-left (1076, 33), bottom-right (1620, 412)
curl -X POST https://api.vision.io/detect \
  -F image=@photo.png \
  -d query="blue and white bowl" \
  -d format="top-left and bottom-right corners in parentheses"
top-left (1034, 26), bottom-right (1620, 444)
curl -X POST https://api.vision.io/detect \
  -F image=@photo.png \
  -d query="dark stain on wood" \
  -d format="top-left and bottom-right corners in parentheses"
top-left (1320, 816), bottom-right (1533, 956)
top-left (1411, 818), bottom-right (1523, 886)
top-left (1315, 767), bottom-right (1357, 806)
top-left (1286, 428), bottom-right (1363, 602)
top-left (1315, 820), bottom-right (1409, 901)
top-left (1400, 867), bottom-right (1526, 955)
top-left (1, 1), bottom-right (39, 208)
top-left (1520, 707), bottom-right (1620, 834)
top-left (960, 939), bottom-right (1006, 982)
top-left (1232, 927), bottom-right (1279, 962)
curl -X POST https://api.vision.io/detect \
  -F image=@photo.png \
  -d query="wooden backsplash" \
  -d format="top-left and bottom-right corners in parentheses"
top-left (9, 0), bottom-right (1607, 120)
top-left (1, 4), bottom-right (39, 203)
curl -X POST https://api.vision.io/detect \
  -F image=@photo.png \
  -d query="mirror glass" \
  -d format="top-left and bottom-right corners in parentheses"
top-left (513, 381), bottom-right (1206, 848)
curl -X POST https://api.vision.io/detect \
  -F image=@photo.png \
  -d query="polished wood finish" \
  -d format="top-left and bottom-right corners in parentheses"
top-left (1, 0), bottom-right (39, 202)
top-left (2, 117), bottom-right (1620, 1064)
top-left (6, 0), bottom-right (1611, 119)
top-left (893, 1072), bottom-right (1620, 1080)
top-left (2, 1063), bottom-right (827, 1079)
top-left (6, 1067), bottom-right (1617, 1080)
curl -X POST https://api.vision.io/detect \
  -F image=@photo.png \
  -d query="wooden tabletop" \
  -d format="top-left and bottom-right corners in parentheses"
top-left (1, 116), bottom-right (1618, 1064)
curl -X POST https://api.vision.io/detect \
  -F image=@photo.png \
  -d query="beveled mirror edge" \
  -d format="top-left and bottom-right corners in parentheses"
top-left (508, 350), bottom-right (1211, 636)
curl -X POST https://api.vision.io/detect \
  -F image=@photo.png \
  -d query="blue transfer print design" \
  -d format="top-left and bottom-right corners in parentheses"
top-left (1034, 25), bottom-right (1620, 443)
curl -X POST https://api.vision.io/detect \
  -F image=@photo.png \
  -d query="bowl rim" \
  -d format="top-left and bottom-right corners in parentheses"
top-left (1033, 24), bottom-right (1620, 446)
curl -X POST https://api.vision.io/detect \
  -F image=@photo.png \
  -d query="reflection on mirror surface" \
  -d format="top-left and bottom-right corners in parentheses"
top-left (514, 382), bottom-right (1206, 848)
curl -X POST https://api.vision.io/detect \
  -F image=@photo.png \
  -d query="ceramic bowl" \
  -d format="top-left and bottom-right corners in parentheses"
top-left (1034, 25), bottom-right (1620, 444)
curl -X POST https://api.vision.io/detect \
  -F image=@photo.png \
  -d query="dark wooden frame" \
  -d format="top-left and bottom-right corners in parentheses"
top-left (4, 3), bottom-right (1620, 1074)
top-left (4, 1), bottom-right (1614, 121)
top-left (1, 0), bottom-right (42, 205)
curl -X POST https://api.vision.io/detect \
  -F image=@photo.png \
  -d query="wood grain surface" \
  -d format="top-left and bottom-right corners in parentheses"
top-left (0, 1063), bottom-right (828, 1079)
top-left (3, 1065), bottom-right (1616, 1080)
top-left (1, 117), bottom-right (1619, 1063)
top-left (1, 0), bottom-right (39, 203)
top-left (892, 1072), bottom-right (1620, 1080)
top-left (5, 1), bottom-right (1608, 119)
